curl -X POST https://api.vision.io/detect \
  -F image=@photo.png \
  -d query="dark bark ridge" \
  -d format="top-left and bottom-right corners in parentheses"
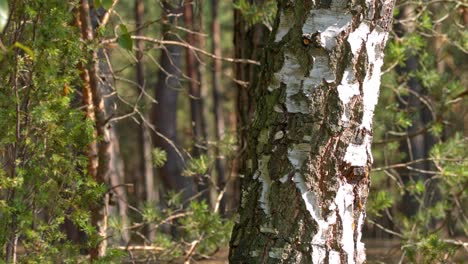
top-left (230, 1), bottom-right (395, 263)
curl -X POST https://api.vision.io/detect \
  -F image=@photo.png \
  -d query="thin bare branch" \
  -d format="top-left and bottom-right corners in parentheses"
top-left (101, 36), bottom-right (260, 65)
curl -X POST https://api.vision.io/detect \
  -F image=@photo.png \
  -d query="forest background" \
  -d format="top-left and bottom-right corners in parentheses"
top-left (0, 0), bottom-right (466, 263)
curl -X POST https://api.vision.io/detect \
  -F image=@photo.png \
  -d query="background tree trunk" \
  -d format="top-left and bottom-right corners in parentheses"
top-left (135, 0), bottom-right (158, 240)
top-left (210, 0), bottom-right (226, 212)
top-left (183, 0), bottom-right (209, 201)
top-left (152, 2), bottom-right (194, 201)
top-left (184, 0), bottom-right (206, 157)
top-left (230, 1), bottom-right (395, 263)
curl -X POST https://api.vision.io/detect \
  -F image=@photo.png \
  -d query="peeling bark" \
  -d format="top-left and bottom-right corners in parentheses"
top-left (230, 1), bottom-right (395, 263)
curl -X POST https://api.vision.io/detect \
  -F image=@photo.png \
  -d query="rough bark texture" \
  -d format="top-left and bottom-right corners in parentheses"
top-left (230, 1), bottom-right (395, 263)
top-left (230, 2), bottom-right (269, 215)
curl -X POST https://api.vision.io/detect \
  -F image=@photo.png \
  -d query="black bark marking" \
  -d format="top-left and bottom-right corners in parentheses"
top-left (355, 40), bottom-right (368, 95)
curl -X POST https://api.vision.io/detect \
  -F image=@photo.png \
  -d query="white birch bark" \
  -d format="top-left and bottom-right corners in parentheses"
top-left (231, 1), bottom-right (396, 263)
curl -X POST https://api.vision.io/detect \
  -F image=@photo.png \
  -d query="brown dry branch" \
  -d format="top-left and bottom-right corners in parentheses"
top-left (100, 36), bottom-right (260, 65)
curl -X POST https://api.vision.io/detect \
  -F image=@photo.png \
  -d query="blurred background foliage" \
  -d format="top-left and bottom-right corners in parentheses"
top-left (368, 1), bottom-right (467, 262)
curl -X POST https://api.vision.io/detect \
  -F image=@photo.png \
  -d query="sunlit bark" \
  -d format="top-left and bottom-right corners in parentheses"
top-left (78, 0), bottom-right (110, 258)
top-left (230, 1), bottom-right (395, 263)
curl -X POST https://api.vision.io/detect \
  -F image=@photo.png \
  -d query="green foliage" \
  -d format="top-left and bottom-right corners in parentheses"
top-left (182, 155), bottom-right (211, 177)
top-left (233, 0), bottom-right (276, 28)
top-left (368, 191), bottom-right (394, 217)
top-left (108, 196), bottom-right (232, 262)
top-left (152, 147), bottom-right (167, 168)
top-left (370, 1), bottom-right (467, 262)
top-left (94, 249), bottom-right (128, 264)
top-left (403, 234), bottom-right (457, 263)
top-left (431, 134), bottom-right (468, 178)
top-left (117, 24), bottom-right (133, 51)
top-left (180, 201), bottom-right (233, 254)
top-left (218, 133), bottom-right (237, 157)
top-left (0, 0), bottom-right (100, 261)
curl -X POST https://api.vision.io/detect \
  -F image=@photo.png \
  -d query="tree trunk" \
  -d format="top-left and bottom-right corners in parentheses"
top-left (230, 0), bottom-right (269, 216)
top-left (135, 0), bottom-right (158, 240)
top-left (210, 0), bottom-right (226, 212)
top-left (230, 1), bottom-right (395, 263)
top-left (153, 2), bottom-right (195, 201)
top-left (78, 0), bottom-right (110, 258)
top-left (184, 0), bottom-right (206, 157)
top-left (108, 128), bottom-right (130, 244)
top-left (183, 0), bottom-right (209, 200)
top-left (95, 44), bottom-right (130, 245)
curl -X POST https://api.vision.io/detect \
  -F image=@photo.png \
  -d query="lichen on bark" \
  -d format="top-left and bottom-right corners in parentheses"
top-left (230, 1), bottom-right (396, 263)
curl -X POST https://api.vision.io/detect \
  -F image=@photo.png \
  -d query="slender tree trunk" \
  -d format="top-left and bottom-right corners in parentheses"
top-left (108, 128), bottom-right (130, 243)
top-left (95, 44), bottom-right (130, 245)
top-left (153, 2), bottom-right (195, 201)
top-left (76, 2), bottom-right (98, 183)
top-left (230, 1), bottom-right (395, 263)
top-left (135, 0), bottom-right (158, 240)
top-left (210, 0), bottom-right (226, 212)
top-left (184, 0), bottom-right (209, 200)
top-left (135, 0), bottom-right (153, 204)
top-left (184, 0), bottom-right (206, 157)
top-left (78, 0), bottom-right (110, 258)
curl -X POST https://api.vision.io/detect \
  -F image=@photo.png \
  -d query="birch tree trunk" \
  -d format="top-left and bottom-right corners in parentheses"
top-left (230, 1), bottom-right (395, 263)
